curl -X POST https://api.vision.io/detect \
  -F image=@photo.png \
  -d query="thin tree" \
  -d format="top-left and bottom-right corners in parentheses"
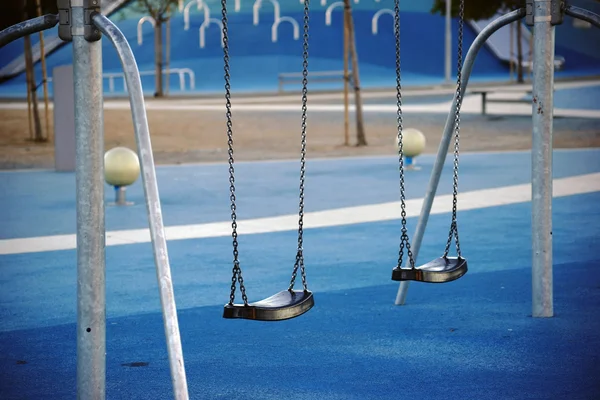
top-left (22, 0), bottom-right (44, 142)
top-left (134, 0), bottom-right (179, 97)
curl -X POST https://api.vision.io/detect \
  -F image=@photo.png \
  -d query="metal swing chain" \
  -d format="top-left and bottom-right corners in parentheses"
top-left (393, 0), bottom-right (415, 270)
top-left (444, 0), bottom-right (465, 258)
top-left (289, 0), bottom-right (310, 292)
top-left (222, 0), bottom-right (248, 306)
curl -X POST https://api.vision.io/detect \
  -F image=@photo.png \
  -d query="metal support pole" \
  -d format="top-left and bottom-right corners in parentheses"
top-left (565, 5), bottom-right (600, 29)
top-left (530, 0), bottom-right (556, 318)
top-left (394, 8), bottom-right (526, 305)
top-left (0, 14), bottom-right (58, 48)
top-left (92, 13), bottom-right (189, 400)
top-left (72, 5), bottom-right (106, 399)
top-left (445, 0), bottom-right (452, 83)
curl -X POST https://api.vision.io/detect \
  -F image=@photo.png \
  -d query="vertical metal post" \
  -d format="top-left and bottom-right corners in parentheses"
top-left (530, 0), bottom-right (555, 318)
top-left (445, 0), bottom-right (452, 83)
top-left (58, 0), bottom-right (106, 397)
top-left (53, 64), bottom-right (76, 172)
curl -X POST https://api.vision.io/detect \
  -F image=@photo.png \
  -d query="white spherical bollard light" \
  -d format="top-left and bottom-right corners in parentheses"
top-left (397, 128), bottom-right (426, 170)
top-left (104, 146), bottom-right (140, 206)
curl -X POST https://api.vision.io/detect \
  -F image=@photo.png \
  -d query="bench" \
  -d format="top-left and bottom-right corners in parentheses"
top-left (470, 89), bottom-right (531, 115)
top-left (278, 70), bottom-right (352, 93)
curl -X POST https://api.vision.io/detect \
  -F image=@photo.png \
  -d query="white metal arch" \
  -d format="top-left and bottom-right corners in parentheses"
top-left (325, 2), bottom-right (344, 26)
top-left (137, 16), bottom-right (156, 46)
top-left (184, 0), bottom-right (210, 31)
top-left (199, 18), bottom-right (224, 48)
top-left (372, 8), bottom-right (395, 35)
top-left (319, 0), bottom-right (359, 5)
top-left (253, 0), bottom-right (281, 26)
top-left (271, 16), bottom-right (300, 42)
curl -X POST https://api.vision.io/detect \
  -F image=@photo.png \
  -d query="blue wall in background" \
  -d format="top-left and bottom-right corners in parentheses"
top-left (0, 0), bottom-right (599, 97)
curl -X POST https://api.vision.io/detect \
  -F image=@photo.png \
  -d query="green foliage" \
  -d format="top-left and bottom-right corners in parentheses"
top-left (133, 0), bottom-right (179, 21)
top-left (430, 0), bottom-right (526, 20)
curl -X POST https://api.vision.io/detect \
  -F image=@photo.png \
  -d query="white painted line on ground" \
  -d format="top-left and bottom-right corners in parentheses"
top-left (3, 99), bottom-right (597, 120)
top-left (2, 79), bottom-right (596, 107)
top-left (1, 173), bottom-right (599, 256)
top-left (1, 84), bottom-right (599, 119)
top-left (71, 98), bottom-right (594, 119)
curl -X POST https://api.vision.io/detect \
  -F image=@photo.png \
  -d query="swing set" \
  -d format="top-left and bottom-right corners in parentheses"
top-left (221, 0), bottom-right (467, 322)
top-left (1, 0), bottom-right (599, 398)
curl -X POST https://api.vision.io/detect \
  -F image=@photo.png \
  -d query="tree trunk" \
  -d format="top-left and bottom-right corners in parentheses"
top-left (154, 19), bottom-right (163, 97)
top-left (516, 22), bottom-right (524, 83)
top-left (165, 17), bottom-right (171, 95)
top-left (23, 0), bottom-right (43, 142)
top-left (343, 6), bottom-right (350, 146)
top-left (343, 0), bottom-right (367, 147)
top-left (36, 0), bottom-right (50, 141)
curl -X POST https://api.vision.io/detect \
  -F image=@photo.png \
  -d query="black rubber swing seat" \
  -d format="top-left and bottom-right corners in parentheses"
top-left (392, 256), bottom-right (468, 283)
top-left (223, 290), bottom-right (314, 321)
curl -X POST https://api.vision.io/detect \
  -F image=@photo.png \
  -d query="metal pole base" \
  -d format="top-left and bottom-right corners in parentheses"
top-left (108, 186), bottom-right (134, 206)
top-left (404, 156), bottom-right (421, 171)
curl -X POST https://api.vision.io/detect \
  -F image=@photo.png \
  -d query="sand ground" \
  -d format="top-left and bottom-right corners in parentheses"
top-left (1, 102), bottom-right (599, 169)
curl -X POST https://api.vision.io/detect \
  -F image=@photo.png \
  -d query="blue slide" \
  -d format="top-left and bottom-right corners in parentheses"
top-left (468, 13), bottom-right (566, 70)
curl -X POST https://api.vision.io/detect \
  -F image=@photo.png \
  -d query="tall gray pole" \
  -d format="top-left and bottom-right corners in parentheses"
top-left (71, 4), bottom-right (106, 399)
top-left (445, 0), bottom-right (452, 83)
top-left (531, 0), bottom-right (555, 318)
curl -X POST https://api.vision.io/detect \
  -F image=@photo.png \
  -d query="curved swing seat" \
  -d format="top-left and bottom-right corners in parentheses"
top-left (392, 256), bottom-right (467, 283)
top-left (223, 290), bottom-right (314, 321)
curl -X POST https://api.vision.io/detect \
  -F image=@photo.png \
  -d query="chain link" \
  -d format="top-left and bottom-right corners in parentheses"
top-left (444, 0), bottom-right (465, 258)
top-left (393, 0), bottom-right (415, 270)
top-left (222, 0), bottom-right (248, 306)
top-left (289, 0), bottom-right (310, 292)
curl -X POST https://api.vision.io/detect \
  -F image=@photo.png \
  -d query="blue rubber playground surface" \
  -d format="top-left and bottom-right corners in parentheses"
top-left (1, 148), bottom-right (600, 399)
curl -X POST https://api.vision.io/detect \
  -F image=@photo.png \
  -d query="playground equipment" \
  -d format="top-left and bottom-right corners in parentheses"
top-left (0, 1), bottom-right (188, 398)
top-left (372, 8), bottom-right (394, 35)
top-left (1, 0), bottom-right (599, 399)
top-left (0, 0), bottom-right (130, 82)
top-left (221, 0), bottom-right (314, 321)
top-left (391, 0), bottom-right (468, 285)
top-left (104, 146), bottom-right (140, 206)
top-left (390, 2), bottom-right (600, 309)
